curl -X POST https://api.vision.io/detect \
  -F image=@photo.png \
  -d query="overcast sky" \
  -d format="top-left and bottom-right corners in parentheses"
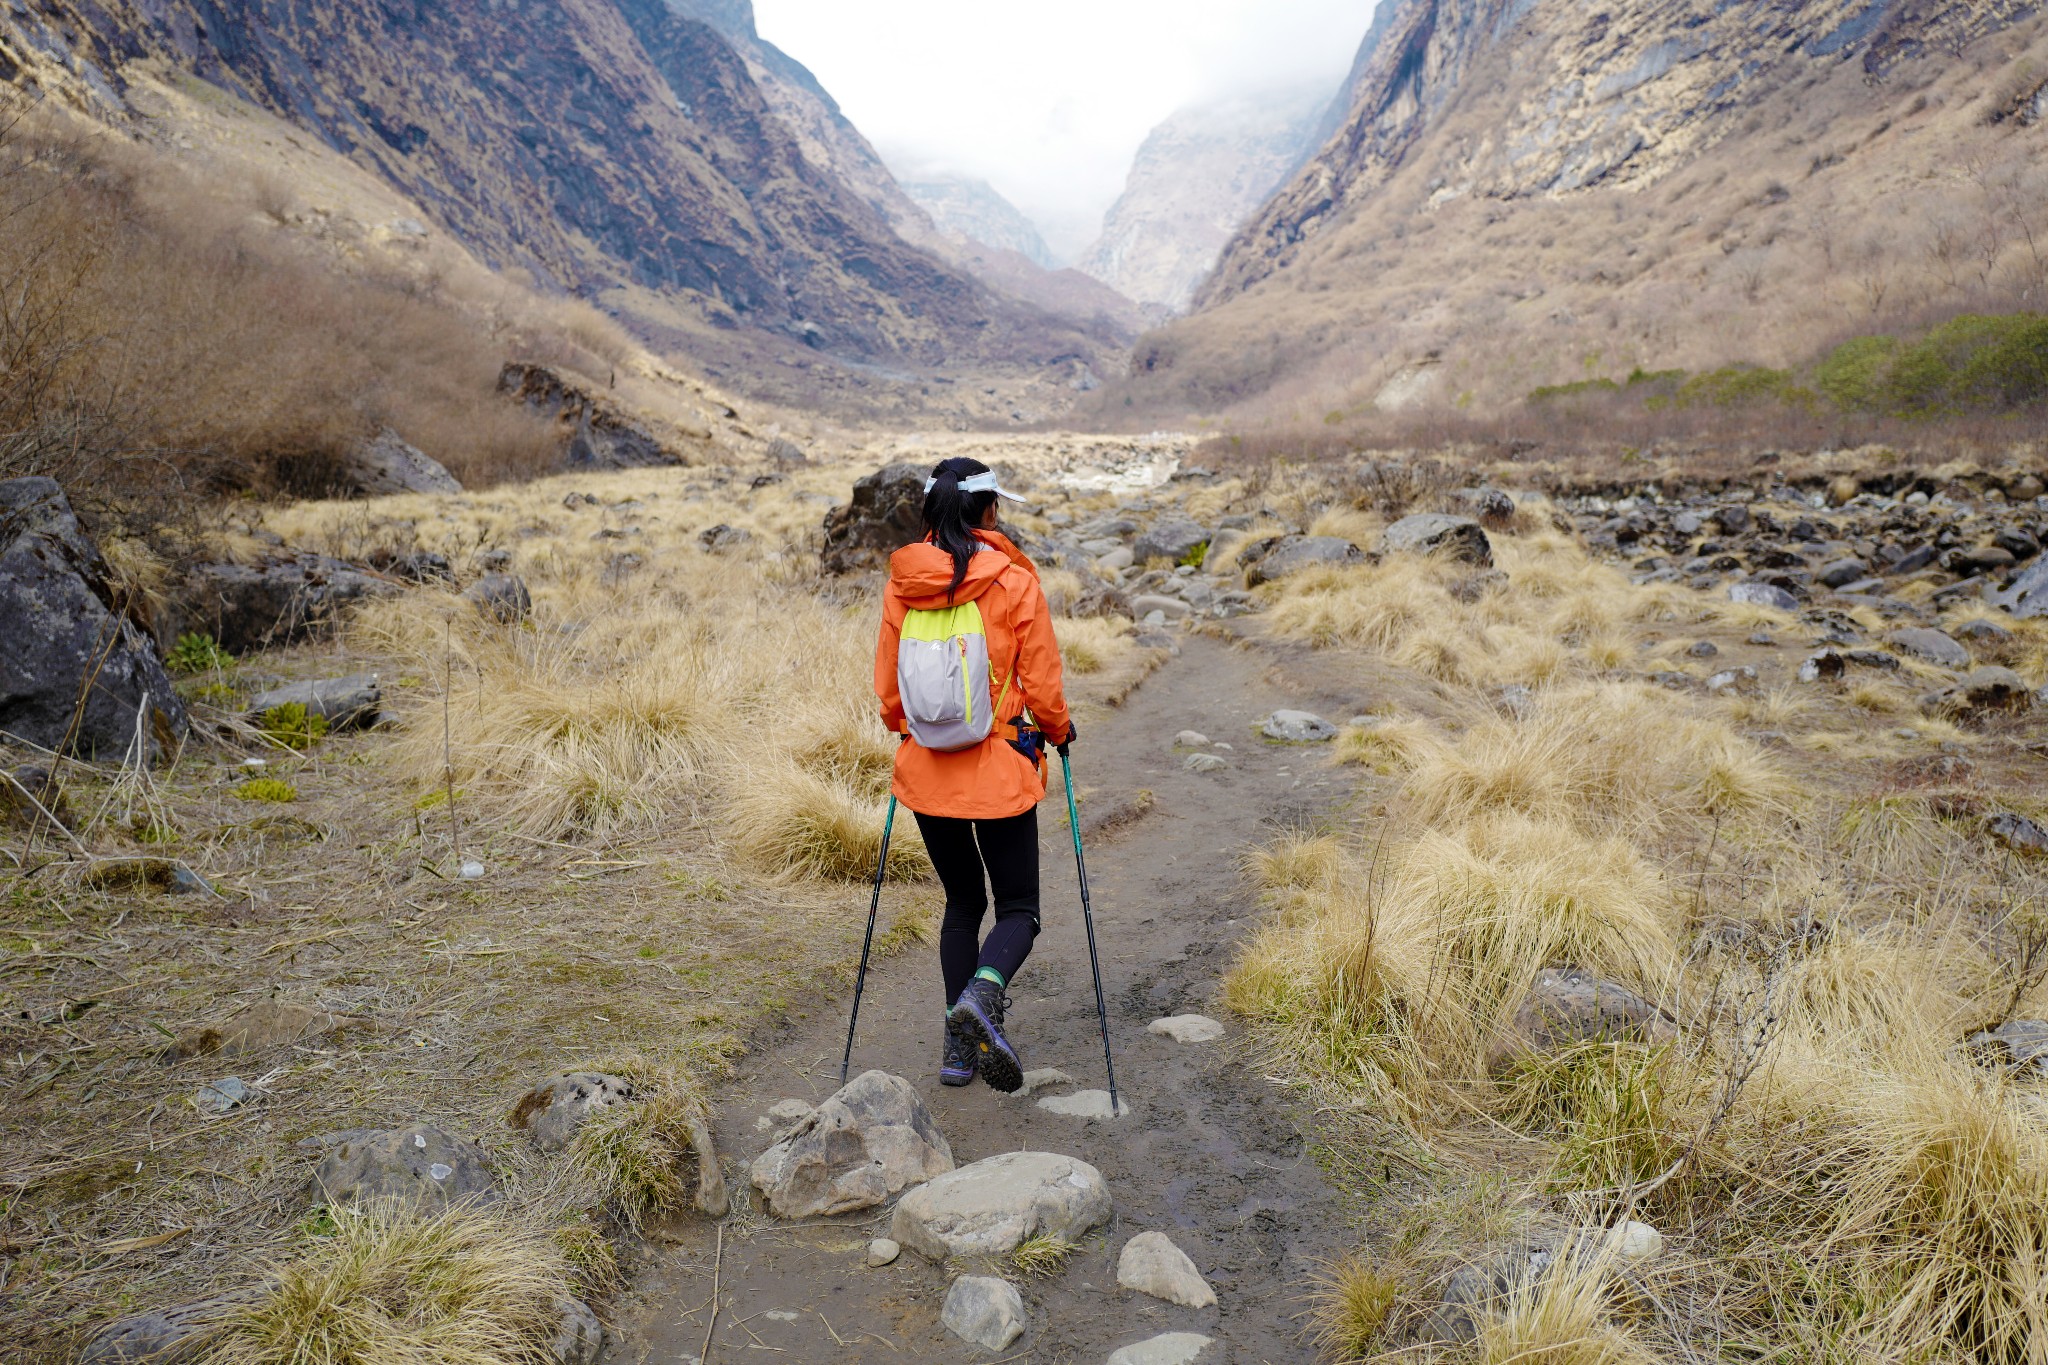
top-left (751, 1), bottom-right (1378, 262)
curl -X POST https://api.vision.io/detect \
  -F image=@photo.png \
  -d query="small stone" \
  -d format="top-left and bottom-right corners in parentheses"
top-left (310, 1123), bottom-right (499, 1209)
top-left (1604, 1220), bottom-right (1664, 1263)
top-left (891, 1151), bottom-right (1112, 1259)
top-left (552, 1297), bottom-right (602, 1365)
top-left (767, 1098), bottom-right (814, 1123)
top-left (1381, 513), bottom-right (1492, 566)
top-left (1748, 630), bottom-right (1776, 646)
top-left (1686, 640), bottom-right (1718, 658)
top-left (1147, 1015), bottom-right (1224, 1043)
top-left (1262, 710), bottom-right (1337, 743)
top-left (458, 860), bottom-right (486, 880)
top-left (1492, 968), bottom-right (1677, 1070)
top-left (510, 1072), bottom-right (635, 1152)
top-left (1969, 1020), bottom-right (2048, 1076)
top-left (1987, 812), bottom-right (2048, 856)
top-left (1131, 593), bottom-right (1193, 621)
top-left (867, 1237), bottom-right (901, 1267)
top-left (942, 1275), bottom-right (1026, 1351)
top-left (463, 572), bottom-right (532, 624)
top-left (193, 1077), bottom-right (250, 1113)
top-left (1014, 1067), bottom-right (1076, 1097)
top-left (1037, 1089), bottom-right (1129, 1119)
top-left (1106, 1333), bottom-right (1219, 1365)
top-left (1705, 666), bottom-right (1759, 694)
top-left (1173, 730), bottom-right (1211, 748)
top-left (1183, 753), bottom-right (1229, 773)
top-left (1117, 1231), bottom-right (1216, 1308)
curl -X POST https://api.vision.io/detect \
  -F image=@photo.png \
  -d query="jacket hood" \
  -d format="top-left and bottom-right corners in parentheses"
top-left (888, 531), bottom-right (1036, 609)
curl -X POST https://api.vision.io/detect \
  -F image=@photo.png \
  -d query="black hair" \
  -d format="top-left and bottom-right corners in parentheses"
top-left (921, 456), bottom-right (999, 601)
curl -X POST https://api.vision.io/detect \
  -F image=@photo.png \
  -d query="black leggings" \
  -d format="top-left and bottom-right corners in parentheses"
top-left (913, 807), bottom-right (1040, 1007)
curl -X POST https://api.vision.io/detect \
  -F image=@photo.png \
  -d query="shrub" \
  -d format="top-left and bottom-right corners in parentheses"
top-left (1676, 364), bottom-right (1812, 409)
top-left (1813, 334), bottom-right (1901, 410)
top-left (234, 778), bottom-right (299, 803)
top-left (165, 632), bottom-right (234, 675)
top-left (258, 702), bottom-right (329, 751)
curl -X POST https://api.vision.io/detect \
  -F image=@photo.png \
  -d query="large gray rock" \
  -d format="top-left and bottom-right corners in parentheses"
top-left (941, 1275), bottom-right (1026, 1352)
top-left (464, 573), bottom-right (532, 624)
top-left (1243, 535), bottom-right (1367, 586)
top-left (750, 1070), bottom-right (952, 1218)
top-left (1132, 515), bottom-right (1211, 565)
top-left (246, 674), bottom-right (382, 732)
top-left (309, 1123), bottom-right (500, 1209)
top-left (500, 362), bottom-right (677, 470)
top-left (1728, 581), bottom-right (1799, 612)
top-left (1921, 666), bottom-right (2035, 719)
top-left (1261, 710), bottom-right (1337, 743)
top-left (1969, 1020), bottom-right (2048, 1076)
top-left (1380, 514), bottom-right (1492, 566)
top-left (1991, 559), bottom-right (2048, 618)
top-left (337, 430), bottom-right (462, 497)
top-left (164, 553), bottom-right (397, 654)
top-left (1987, 812), bottom-right (2048, 856)
top-left (1491, 969), bottom-right (1677, 1070)
top-left (891, 1151), bottom-right (1111, 1260)
top-left (1106, 1334), bottom-right (1220, 1365)
top-left (0, 478), bottom-right (187, 761)
top-left (511, 1072), bottom-right (637, 1152)
top-left (822, 463), bottom-right (927, 574)
top-left (1117, 1231), bottom-right (1216, 1308)
top-left (1887, 627), bottom-right (1970, 668)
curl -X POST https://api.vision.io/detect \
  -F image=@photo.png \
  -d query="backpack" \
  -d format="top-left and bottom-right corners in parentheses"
top-left (897, 585), bottom-right (1015, 752)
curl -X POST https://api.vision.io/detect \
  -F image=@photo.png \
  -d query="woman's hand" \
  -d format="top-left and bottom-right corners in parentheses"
top-left (1053, 721), bottom-right (1078, 752)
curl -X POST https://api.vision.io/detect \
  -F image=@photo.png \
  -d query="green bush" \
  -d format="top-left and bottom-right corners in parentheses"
top-left (1822, 314), bottom-right (2048, 415)
top-left (166, 632), bottom-right (234, 675)
top-left (234, 778), bottom-right (299, 803)
top-left (258, 702), bottom-right (328, 751)
top-left (1813, 335), bottom-right (1901, 410)
top-left (1526, 377), bottom-right (1622, 404)
top-left (1677, 365), bottom-right (1812, 409)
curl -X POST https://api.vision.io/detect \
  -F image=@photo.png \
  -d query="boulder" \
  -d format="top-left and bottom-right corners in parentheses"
top-left (1492, 969), bottom-right (1677, 1070)
top-left (164, 553), bottom-right (397, 654)
top-left (1261, 710), bottom-right (1337, 743)
top-left (767, 438), bottom-right (807, 465)
top-left (510, 1072), bottom-right (636, 1152)
top-left (941, 1276), bottom-right (1026, 1352)
top-left (822, 463), bottom-right (927, 574)
top-left (699, 524), bottom-right (752, 553)
top-left (1991, 559), bottom-right (2048, 619)
top-left (499, 362), bottom-right (677, 470)
top-left (247, 675), bottom-right (382, 732)
top-left (1380, 514), bottom-right (1492, 566)
top-left (1107, 1333), bottom-right (1220, 1365)
top-left (1887, 627), bottom-right (1970, 668)
top-left (309, 1123), bottom-right (500, 1209)
top-left (1117, 1231), bottom-right (1216, 1308)
top-left (464, 573), bottom-right (532, 624)
top-left (1727, 581), bottom-right (1799, 612)
top-left (1922, 666), bottom-right (2034, 718)
top-left (335, 429), bottom-right (462, 497)
top-left (890, 1151), bottom-right (1111, 1260)
top-left (1969, 1020), bottom-right (2048, 1076)
top-left (0, 478), bottom-right (188, 762)
top-left (1132, 515), bottom-right (1211, 565)
top-left (166, 1001), bottom-right (365, 1061)
top-left (1987, 812), bottom-right (2048, 856)
top-left (1458, 487), bottom-right (1518, 530)
top-left (750, 1070), bottom-right (952, 1218)
top-left (1243, 535), bottom-right (1367, 586)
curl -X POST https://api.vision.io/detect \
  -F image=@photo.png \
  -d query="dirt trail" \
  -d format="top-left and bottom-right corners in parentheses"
top-left (604, 631), bottom-right (1373, 1364)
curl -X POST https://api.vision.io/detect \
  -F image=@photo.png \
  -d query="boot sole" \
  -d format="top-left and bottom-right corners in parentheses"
top-left (939, 1065), bottom-right (975, 1087)
top-left (950, 998), bottom-right (1022, 1093)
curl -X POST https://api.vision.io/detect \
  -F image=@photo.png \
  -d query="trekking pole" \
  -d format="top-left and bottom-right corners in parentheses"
top-left (840, 795), bottom-right (898, 1084)
top-left (1059, 745), bottom-right (1120, 1112)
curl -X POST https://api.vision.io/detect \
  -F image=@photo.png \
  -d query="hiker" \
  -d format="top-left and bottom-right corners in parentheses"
top-left (875, 456), bottom-right (1075, 1094)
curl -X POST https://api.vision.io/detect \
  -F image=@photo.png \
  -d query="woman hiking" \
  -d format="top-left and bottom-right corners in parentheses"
top-left (874, 456), bottom-right (1075, 1094)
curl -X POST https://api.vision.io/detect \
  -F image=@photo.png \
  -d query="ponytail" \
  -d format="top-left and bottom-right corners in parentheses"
top-left (922, 457), bottom-right (999, 601)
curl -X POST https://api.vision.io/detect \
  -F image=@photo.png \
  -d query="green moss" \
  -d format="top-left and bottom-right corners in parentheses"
top-left (234, 778), bottom-right (299, 803)
top-left (258, 702), bottom-right (328, 751)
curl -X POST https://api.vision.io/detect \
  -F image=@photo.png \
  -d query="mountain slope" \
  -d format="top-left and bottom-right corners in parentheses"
top-left (902, 173), bottom-right (1057, 269)
top-left (1104, 0), bottom-right (2047, 418)
top-left (1078, 86), bottom-right (1333, 314)
top-left (0, 0), bottom-right (1095, 376)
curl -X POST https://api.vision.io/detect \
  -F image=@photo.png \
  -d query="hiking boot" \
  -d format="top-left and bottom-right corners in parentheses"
top-left (949, 978), bottom-right (1022, 1093)
top-left (940, 1015), bottom-right (977, 1087)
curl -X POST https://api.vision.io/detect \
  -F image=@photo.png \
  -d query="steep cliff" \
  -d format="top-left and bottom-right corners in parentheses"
top-left (1079, 86), bottom-right (1333, 314)
top-left (903, 173), bottom-right (1057, 269)
top-left (0, 0), bottom-right (1095, 376)
top-left (1103, 0), bottom-right (2048, 417)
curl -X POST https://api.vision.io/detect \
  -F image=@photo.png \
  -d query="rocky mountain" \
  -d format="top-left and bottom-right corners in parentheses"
top-left (0, 0), bottom-right (1100, 378)
top-left (1106, 0), bottom-right (2048, 417)
top-left (902, 174), bottom-right (1058, 269)
top-left (1078, 86), bottom-right (1334, 315)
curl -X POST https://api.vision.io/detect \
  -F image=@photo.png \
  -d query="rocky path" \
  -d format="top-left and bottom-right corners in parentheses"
top-left (603, 630), bottom-right (1374, 1364)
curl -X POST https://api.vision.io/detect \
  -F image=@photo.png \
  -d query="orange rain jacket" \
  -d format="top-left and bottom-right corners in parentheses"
top-left (875, 530), bottom-right (1073, 820)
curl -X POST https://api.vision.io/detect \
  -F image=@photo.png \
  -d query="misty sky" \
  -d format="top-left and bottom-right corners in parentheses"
top-left (751, 1), bottom-right (1378, 263)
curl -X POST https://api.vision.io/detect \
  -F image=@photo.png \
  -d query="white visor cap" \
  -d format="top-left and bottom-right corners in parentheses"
top-left (925, 470), bottom-right (1028, 503)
